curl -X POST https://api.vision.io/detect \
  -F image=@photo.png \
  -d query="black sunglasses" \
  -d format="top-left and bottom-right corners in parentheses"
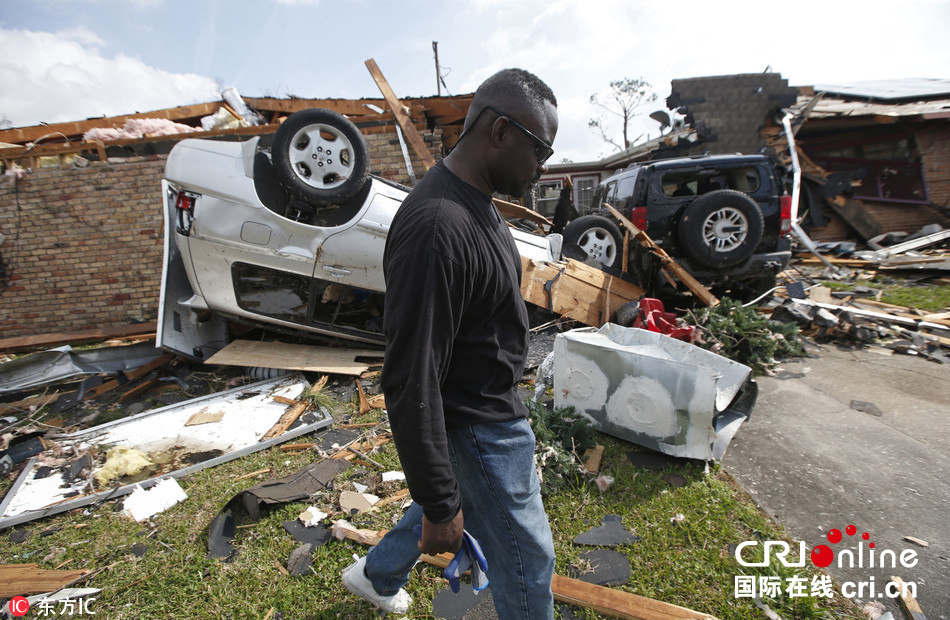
top-left (456, 105), bottom-right (555, 164)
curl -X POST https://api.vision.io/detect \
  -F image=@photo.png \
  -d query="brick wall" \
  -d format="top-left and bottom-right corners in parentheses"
top-left (0, 126), bottom-right (441, 340)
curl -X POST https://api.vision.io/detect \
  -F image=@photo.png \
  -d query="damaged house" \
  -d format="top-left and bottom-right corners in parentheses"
top-left (538, 74), bottom-right (950, 242)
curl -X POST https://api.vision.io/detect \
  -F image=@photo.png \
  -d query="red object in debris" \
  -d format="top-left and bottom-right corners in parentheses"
top-left (633, 298), bottom-right (695, 342)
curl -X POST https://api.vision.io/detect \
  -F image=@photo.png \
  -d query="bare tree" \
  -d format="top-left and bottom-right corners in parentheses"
top-left (589, 77), bottom-right (657, 151)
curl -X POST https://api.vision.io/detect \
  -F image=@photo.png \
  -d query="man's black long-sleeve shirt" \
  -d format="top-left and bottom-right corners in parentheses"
top-left (380, 161), bottom-right (530, 524)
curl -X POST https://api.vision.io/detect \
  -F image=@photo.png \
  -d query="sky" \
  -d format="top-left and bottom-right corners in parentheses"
top-left (1, 0), bottom-right (949, 163)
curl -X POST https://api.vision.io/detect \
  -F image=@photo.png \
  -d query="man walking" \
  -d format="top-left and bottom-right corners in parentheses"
top-left (342, 68), bottom-right (558, 618)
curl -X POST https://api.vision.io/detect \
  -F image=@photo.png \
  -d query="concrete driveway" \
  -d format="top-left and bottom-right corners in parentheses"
top-left (723, 343), bottom-right (950, 619)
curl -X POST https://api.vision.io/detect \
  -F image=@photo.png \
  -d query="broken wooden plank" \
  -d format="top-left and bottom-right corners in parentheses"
top-left (332, 521), bottom-right (718, 620)
top-left (551, 574), bottom-right (717, 620)
top-left (330, 435), bottom-right (391, 460)
top-left (0, 322), bottom-right (158, 354)
top-left (825, 196), bottom-right (883, 241)
top-left (375, 488), bottom-right (410, 507)
top-left (497, 198), bottom-right (552, 229)
top-left (521, 257), bottom-right (645, 327)
top-left (185, 409), bottom-right (225, 427)
top-left (355, 379), bottom-right (371, 415)
top-left (365, 58), bottom-right (437, 171)
top-left (261, 396), bottom-right (313, 441)
top-left (205, 340), bottom-right (383, 376)
top-left (582, 445), bottom-right (605, 473)
top-left (606, 205), bottom-right (719, 307)
top-left (890, 575), bottom-right (927, 620)
top-left (84, 354), bottom-right (174, 400)
top-left (0, 564), bottom-right (91, 597)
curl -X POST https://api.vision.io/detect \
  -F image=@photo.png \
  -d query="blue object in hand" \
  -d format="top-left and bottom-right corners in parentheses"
top-left (412, 526), bottom-right (489, 593)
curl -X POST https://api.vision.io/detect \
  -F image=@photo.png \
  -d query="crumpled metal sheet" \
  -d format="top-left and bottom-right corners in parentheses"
top-left (552, 324), bottom-right (756, 461)
top-left (0, 341), bottom-right (163, 394)
top-left (0, 373), bottom-right (332, 530)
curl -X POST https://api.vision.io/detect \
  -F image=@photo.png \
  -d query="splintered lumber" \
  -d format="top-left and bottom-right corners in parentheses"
top-left (605, 205), bottom-right (718, 307)
top-left (521, 257), bottom-right (645, 327)
top-left (332, 522), bottom-right (718, 620)
top-left (364, 58), bottom-right (437, 171)
top-left (0, 564), bottom-right (91, 597)
top-left (260, 375), bottom-right (328, 441)
top-left (260, 399), bottom-right (310, 442)
top-left (498, 198), bottom-right (552, 228)
top-left (84, 353), bottom-right (174, 400)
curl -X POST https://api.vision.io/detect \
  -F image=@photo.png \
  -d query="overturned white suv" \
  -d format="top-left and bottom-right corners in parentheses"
top-left (158, 108), bottom-right (560, 360)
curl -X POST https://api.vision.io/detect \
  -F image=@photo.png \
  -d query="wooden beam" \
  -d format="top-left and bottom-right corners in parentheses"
top-left (364, 58), bottom-right (438, 171)
top-left (551, 575), bottom-right (718, 620)
top-left (244, 97), bottom-right (387, 117)
top-left (521, 257), bottom-right (645, 327)
top-left (605, 205), bottom-right (719, 307)
top-left (0, 103), bottom-right (220, 145)
top-left (0, 322), bottom-right (158, 354)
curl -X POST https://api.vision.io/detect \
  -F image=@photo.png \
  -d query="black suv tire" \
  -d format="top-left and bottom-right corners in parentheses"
top-left (676, 189), bottom-right (764, 268)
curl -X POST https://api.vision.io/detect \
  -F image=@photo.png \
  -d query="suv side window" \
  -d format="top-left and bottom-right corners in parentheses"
top-left (615, 174), bottom-right (638, 212)
top-left (659, 166), bottom-right (762, 198)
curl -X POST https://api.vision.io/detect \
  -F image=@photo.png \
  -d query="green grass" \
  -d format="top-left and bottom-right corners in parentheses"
top-left (0, 388), bottom-right (865, 619)
top-left (819, 278), bottom-right (950, 312)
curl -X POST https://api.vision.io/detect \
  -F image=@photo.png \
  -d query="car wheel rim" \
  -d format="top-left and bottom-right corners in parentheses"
top-left (702, 207), bottom-right (748, 252)
top-left (287, 123), bottom-right (354, 190)
top-left (577, 228), bottom-right (617, 265)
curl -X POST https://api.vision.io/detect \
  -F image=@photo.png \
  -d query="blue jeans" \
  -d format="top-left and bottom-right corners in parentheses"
top-left (363, 417), bottom-right (555, 619)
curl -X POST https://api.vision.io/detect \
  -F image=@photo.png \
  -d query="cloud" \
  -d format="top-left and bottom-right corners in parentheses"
top-left (0, 28), bottom-right (219, 128)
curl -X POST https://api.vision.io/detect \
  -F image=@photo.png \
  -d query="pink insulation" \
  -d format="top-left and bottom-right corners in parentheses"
top-left (83, 118), bottom-right (198, 142)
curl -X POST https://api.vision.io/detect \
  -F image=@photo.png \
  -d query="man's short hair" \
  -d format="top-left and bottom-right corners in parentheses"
top-left (466, 68), bottom-right (557, 129)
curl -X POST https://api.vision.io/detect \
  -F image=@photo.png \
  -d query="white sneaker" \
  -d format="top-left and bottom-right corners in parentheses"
top-left (342, 555), bottom-right (412, 615)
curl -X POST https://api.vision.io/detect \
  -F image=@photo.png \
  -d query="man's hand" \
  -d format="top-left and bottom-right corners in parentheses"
top-left (418, 509), bottom-right (464, 556)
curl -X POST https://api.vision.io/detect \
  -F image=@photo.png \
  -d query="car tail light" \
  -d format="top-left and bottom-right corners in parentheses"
top-left (175, 191), bottom-right (195, 212)
top-left (174, 189), bottom-right (199, 235)
top-left (779, 196), bottom-right (792, 235)
top-left (630, 206), bottom-right (648, 231)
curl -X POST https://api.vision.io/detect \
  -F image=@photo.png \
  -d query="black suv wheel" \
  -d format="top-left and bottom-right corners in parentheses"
top-left (676, 189), bottom-right (764, 268)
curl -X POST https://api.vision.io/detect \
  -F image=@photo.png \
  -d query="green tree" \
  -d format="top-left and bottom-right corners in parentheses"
top-left (589, 77), bottom-right (657, 151)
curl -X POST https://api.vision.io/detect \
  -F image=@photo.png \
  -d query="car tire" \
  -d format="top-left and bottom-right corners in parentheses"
top-left (271, 108), bottom-right (369, 205)
top-left (562, 215), bottom-right (624, 270)
top-left (676, 190), bottom-right (763, 268)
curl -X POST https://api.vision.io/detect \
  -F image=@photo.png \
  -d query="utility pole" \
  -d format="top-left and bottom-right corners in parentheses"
top-left (432, 41), bottom-right (441, 96)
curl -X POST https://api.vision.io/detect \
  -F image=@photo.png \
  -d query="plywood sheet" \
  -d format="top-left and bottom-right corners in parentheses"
top-left (0, 564), bottom-right (91, 597)
top-left (205, 340), bottom-right (383, 376)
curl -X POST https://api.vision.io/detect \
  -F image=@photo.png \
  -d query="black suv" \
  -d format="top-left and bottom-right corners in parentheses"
top-left (561, 154), bottom-right (792, 298)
